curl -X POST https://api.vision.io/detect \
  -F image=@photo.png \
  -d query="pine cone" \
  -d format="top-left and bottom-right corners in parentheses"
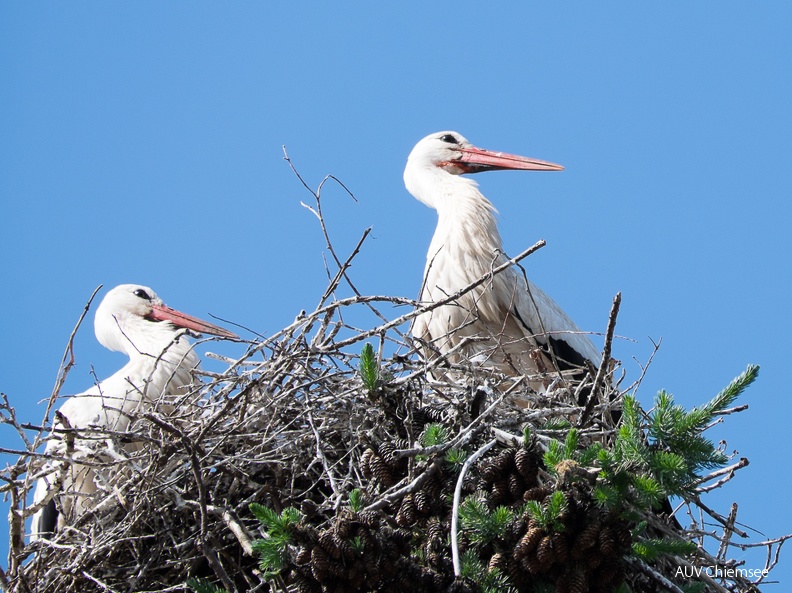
top-left (598, 524), bottom-right (615, 557)
top-left (334, 512), bottom-right (353, 539)
top-left (493, 448), bottom-right (516, 472)
top-left (356, 510), bottom-right (380, 528)
top-left (368, 454), bottom-right (395, 487)
top-left (572, 522), bottom-right (600, 559)
top-left (423, 474), bottom-right (442, 499)
top-left (295, 547), bottom-right (312, 565)
top-left (514, 525), bottom-right (544, 559)
top-left (490, 479), bottom-right (509, 505)
top-left (427, 516), bottom-right (445, 542)
top-left (377, 442), bottom-right (398, 467)
top-left (415, 406), bottom-right (445, 424)
top-left (523, 555), bottom-right (545, 575)
top-left (585, 549), bottom-right (603, 570)
top-left (360, 448), bottom-right (375, 478)
top-left (414, 488), bottom-right (431, 514)
top-left (488, 552), bottom-right (506, 572)
top-left (569, 566), bottom-right (588, 593)
top-left (523, 486), bottom-right (551, 502)
top-left (479, 459), bottom-right (501, 483)
top-left (508, 472), bottom-right (525, 500)
top-left (294, 572), bottom-right (322, 593)
top-left (364, 557), bottom-right (382, 583)
top-left (310, 546), bottom-right (331, 581)
top-left (318, 530), bottom-right (341, 560)
top-left (554, 573), bottom-right (570, 593)
top-left (396, 494), bottom-right (417, 527)
top-left (615, 521), bottom-right (632, 549)
top-left (594, 558), bottom-right (624, 592)
top-left (391, 527), bottom-right (413, 553)
top-left (536, 534), bottom-right (555, 570)
top-left (336, 536), bottom-right (357, 561)
top-left (552, 531), bottom-right (569, 564)
top-left (514, 448), bottom-right (535, 480)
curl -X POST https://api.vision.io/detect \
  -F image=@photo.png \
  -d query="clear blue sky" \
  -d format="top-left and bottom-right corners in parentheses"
top-left (2, 3), bottom-right (790, 585)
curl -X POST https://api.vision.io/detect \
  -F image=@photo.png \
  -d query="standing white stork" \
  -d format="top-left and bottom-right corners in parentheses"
top-left (30, 284), bottom-right (238, 540)
top-left (404, 131), bottom-right (600, 389)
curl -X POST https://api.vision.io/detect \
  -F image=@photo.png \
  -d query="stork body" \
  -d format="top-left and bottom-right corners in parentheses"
top-left (30, 284), bottom-right (237, 540)
top-left (404, 131), bottom-right (599, 385)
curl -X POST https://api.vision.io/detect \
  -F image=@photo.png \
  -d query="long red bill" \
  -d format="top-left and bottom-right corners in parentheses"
top-left (148, 304), bottom-right (239, 339)
top-left (458, 146), bottom-right (563, 173)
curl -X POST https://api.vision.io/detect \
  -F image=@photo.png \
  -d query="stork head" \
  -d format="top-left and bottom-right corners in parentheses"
top-left (94, 284), bottom-right (238, 357)
top-left (404, 131), bottom-right (563, 208)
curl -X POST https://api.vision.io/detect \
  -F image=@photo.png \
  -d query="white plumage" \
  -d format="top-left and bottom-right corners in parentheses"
top-left (30, 284), bottom-right (237, 540)
top-left (404, 131), bottom-right (600, 385)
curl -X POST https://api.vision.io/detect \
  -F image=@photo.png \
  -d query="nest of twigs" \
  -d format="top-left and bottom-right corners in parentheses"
top-left (2, 170), bottom-right (786, 593)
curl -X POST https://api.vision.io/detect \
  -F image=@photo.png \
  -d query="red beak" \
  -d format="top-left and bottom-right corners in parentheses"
top-left (148, 304), bottom-right (239, 339)
top-left (457, 146), bottom-right (564, 174)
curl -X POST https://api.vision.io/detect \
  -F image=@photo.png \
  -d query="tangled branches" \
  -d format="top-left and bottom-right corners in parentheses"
top-left (1, 169), bottom-right (788, 593)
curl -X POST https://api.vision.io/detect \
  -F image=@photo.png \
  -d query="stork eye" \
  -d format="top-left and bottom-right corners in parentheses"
top-left (133, 289), bottom-right (152, 300)
top-left (440, 134), bottom-right (459, 144)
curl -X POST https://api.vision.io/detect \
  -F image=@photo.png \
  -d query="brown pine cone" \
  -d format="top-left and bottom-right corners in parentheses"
top-left (536, 534), bottom-right (555, 571)
top-left (356, 509), bottom-right (380, 528)
top-left (479, 459), bottom-right (502, 483)
top-left (318, 530), bottom-right (342, 560)
top-left (395, 494), bottom-right (417, 527)
top-left (515, 525), bottom-right (544, 558)
top-left (598, 524), bottom-right (615, 557)
top-left (414, 488), bottom-right (431, 514)
top-left (571, 522), bottom-right (600, 559)
top-left (488, 552), bottom-right (506, 572)
top-left (514, 448), bottom-right (535, 479)
top-left (369, 454), bottom-right (395, 487)
top-left (552, 531), bottom-right (569, 564)
top-left (508, 472), bottom-right (525, 500)
top-left (360, 448), bottom-right (375, 478)
top-left (523, 486), bottom-right (551, 502)
top-left (490, 479), bottom-right (509, 505)
top-left (310, 546), bottom-right (331, 581)
top-left (569, 566), bottom-right (588, 593)
top-left (295, 547), bottom-right (312, 565)
top-left (493, 448), bottom-right (516, 472)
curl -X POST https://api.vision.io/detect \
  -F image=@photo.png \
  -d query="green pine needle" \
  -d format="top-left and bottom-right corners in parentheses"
top-left (459, 551), bottom-right (516, 593)
top-left (421, 423), bottom-right (449, 447)
top-left (563, 428), bottom-right (579, 458)
top-left (249, 502), bottom-right (279, 526)
top-left (543, 440), bottom-right (565, 473)
top-left (632, 537), bottom-right (697, 561)
top-left (249, 504), bottom-right (302, 575)
top-left (459, 497), bottom-right (515, 546)
top-left (349, 488), bottom-right (363, 512)
top-left (524, 491), bottom-right (567, 531)
top-left (459, 551), bottom-right (486, 580)
top-left (579, 442), bottom-right (604, 466)
top-left (594, 484), bottom-right (621, 510)
top-left (444, 447), bottom-right (467, 467)
top-left (359, 343), bottom-right (380, 392)
top-left (632, 474), bottom-right (665, 508)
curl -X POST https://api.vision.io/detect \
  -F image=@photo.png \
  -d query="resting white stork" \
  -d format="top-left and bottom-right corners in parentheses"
top-left (30, 284), bottom-right (238, 540)
top-left (404, 131), bottom-right (600, 389)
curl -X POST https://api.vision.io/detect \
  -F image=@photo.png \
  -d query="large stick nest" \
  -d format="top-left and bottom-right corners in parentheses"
top-left (2, 171), bottom-right (786, 593)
